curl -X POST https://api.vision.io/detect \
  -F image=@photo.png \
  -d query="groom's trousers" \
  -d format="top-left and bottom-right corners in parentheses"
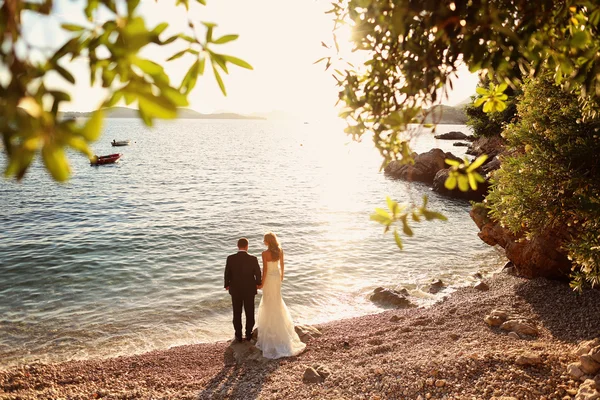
top-left (231, 294), bottom-right (255, 339)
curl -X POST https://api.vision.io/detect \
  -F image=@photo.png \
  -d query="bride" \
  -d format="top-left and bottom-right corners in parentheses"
top-left (256, 232), bottom-right (306, 359)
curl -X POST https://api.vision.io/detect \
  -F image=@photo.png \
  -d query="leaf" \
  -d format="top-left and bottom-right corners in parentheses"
top-left (401, 217), bottom-right (413, 237)
top-left (167, 50), bottom-right (188, 62)
top-left (370, 213), bottom-right (391, 224)
top-left (66, 136), bottom-right (92, 157)
top-left (213, 34), bottom-right (239, 44)
top-left (386, 196), bottom-right (397, 215)
top-left (457, 174), bottom-right (469, 191)
top-left (375, 208), bottom-right (392, 222)
top-left (132, 57), bottom-right (164, 76)
top-left (42, 144), bottom-right (70, 182)
top-left (62, 23), bottom-right (85, 32)
top-left (444, 174), bottom-right (457, 190)
top-left (468, 172), bottom-right (478, 190)
top-left (211, 53), bottom-right (229, 73)
top-left (496, 83), bottom-right (508, 93)
top-left (213, 66), bottom-right (226, 95)
top-left (466, 155), bottom-right (488, 172)
top-left (180, 59), bottom-right (200, 94)
top-left (222, 55), bottom-right (253, 70)
top-left (81, 110), bottom-right (104, 141)
top-left (138, 92), bottom-right (178, 119)
top-left (199, 56), bottom-right (206, 75)
top-left (153, 22), bottom-right (169, 36)
top-left (570, 31), bottom-right (588, 49)
top-left (162, 86), bottom-right (189, 107)
top-left (393, 229), bottom-right (403, 250)
top-left (421, 210), bottom-right (448, 221)
top-left (127, 0), bottom-right (141, 15)
top-left (55, 65), bottom-right (75, 84)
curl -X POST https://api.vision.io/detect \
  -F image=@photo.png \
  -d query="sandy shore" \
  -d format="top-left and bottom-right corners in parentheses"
top-left (2, 273), bottom-right (600, 399)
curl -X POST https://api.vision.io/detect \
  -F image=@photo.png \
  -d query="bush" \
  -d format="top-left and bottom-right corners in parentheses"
top-left (486, 74), bottom-right (600, 290)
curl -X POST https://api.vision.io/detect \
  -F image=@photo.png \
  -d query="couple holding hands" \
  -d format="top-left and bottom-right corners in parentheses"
top-left (224, 232), bottom-right (306, 359)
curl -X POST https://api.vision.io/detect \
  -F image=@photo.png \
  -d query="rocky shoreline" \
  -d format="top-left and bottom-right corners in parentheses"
top-left (2, 273), bottom-right (600, 399)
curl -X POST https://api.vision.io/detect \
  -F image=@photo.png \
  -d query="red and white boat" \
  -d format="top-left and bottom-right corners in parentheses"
top-left (90, 153), bottom-right (121, 166)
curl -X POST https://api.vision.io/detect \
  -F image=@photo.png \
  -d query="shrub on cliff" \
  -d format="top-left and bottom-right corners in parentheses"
top-left (486, 74), bottom-right (600, 290)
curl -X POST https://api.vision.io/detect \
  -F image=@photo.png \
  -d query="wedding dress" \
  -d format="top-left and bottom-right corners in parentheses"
top-left (256, 260), bottom-right (306, 359)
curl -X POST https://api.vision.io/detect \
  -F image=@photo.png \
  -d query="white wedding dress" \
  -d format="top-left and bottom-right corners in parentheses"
top-left (256, 260), bottom-right (306, 359)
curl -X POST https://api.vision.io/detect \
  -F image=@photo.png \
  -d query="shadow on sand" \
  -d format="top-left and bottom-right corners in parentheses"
top-left (197, 342), bottom-right (281, 400)
top-left (514, 277), bottom-right (600, 343)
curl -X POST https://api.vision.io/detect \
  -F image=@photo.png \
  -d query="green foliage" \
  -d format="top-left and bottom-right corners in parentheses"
top-left (370, 196), bottom-right (447, 250)
top-left (0, 0), bottom-right (251, 181)
top-left (326, 0), bottom-right (600, 251)
top-left (328, 0), bottom-right (600, 163)
top-left (465, 75), bottom-right (520, 138)
top-left (444, 155), bottom-right (487, 192)
top-left (486, 73), bottom-right (600, 290)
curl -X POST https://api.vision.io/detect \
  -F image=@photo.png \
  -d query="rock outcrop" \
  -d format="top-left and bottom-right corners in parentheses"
top-left (484, 309), bottom-right (539, 337)
top-left (370, 287), bottom-right (415, 308)
top-left (434, 131), bottom-right (472, 140)
top-left (466, 136), bottom-right (505, 158)
top-left (384, 149), bottom-right (461, 184)
top-left (470, 205), bottom-right (571, 279)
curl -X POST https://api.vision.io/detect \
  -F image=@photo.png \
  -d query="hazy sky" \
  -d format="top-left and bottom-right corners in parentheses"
top-left (31, 0), bottom-right (479, 118)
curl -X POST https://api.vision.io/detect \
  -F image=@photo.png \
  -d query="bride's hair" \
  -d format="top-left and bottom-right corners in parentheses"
top-left (264, 232), bottom-right (281, 260)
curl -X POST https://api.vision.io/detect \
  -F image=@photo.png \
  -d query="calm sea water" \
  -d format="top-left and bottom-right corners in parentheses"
top-left (0, 119), bottom-right (505, 368)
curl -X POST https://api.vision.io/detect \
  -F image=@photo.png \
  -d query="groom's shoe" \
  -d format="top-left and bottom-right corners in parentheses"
top-left (233, 336), bottom-right (243, 343)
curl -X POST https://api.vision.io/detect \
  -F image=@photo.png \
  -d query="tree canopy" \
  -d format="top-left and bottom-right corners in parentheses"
top-left (0, 0), bottom-right (250, 181)
top-left (328, 0), bottom-right (600, 163)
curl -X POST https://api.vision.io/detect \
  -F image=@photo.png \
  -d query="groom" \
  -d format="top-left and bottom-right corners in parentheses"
top-left (224, 238), bottom-right (262, 342)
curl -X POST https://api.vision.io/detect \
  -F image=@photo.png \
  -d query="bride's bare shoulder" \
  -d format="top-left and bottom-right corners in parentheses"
top-left (262, 250), bottom-right (271, 260)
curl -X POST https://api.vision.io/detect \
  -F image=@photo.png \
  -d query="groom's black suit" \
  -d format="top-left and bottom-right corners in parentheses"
top-left (224, 250), bottom-right (262, 340)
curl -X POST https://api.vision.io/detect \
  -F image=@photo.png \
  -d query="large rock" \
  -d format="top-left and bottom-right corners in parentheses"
top-left (515, 352), bottom-right (542, 366)
top-left (470, 205), bottom-right (572, 279)
top-left (575, 339), bottom-right (600, 357)
top-left (302, 367), bottom-right (323, 384)
top-left (576, 379), bottom-right (600, 400)
top-left (255, 325), bottom-right (322, 344)
top-left (427, 279), bottom-right (445, 294)
top-left (434, 131), bottom-right (470, 140)
top-left (433, 168), bottom-right (488, 201)
top-left (384, 149), bottom-right (461, 184)
top-left (500, 320), bottom-right (539, 336)
top-left (295, 325), bottom-right (322, 343)
top-left (484, 309), bottom-right (509, 327)
top-left (302, 364), bottom-right (331, 384)
top-left (579, 355), bottom-right (600, 375)
top-left (370, 287), bottom-right (415, 308)
top-left (466, 136), bottom-right (505, 158)
top-left (226, 340), bottom-right (267, 364)
top-left (590, 346), bottom-right (600, 363)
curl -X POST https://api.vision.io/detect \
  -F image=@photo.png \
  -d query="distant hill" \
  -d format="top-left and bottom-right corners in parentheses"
top-left (59, 107), bottom-right (265, 120)
top-left (421, 105), bottom-right (467, 124)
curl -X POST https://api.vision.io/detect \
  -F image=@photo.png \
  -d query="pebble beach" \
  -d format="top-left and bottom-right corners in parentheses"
top-left (2, 273), bottom-right (600, 399)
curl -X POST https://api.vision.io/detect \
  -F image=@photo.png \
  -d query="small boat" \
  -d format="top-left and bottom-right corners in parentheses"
top-left (111, 140), bottom-right (131, 146)
top-left (90, 153), bottom-right (121, 166)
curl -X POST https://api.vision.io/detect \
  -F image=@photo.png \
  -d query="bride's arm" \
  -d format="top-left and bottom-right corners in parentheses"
top-left (259, 252), bottom-right (267, 289)
top-left (280, 249), bottom-right (284, 282)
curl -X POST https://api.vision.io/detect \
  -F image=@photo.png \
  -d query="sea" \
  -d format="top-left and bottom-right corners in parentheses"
top-left (0, 118), bottom-right (506, 368)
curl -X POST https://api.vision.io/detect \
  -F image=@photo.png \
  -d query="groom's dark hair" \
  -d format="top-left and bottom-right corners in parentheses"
top-left (237, 238), bottom-right (249, 249)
